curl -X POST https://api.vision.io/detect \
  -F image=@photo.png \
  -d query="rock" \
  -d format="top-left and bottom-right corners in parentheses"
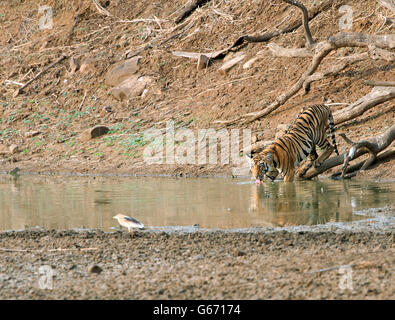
top-left (232, 248), bottom-right (246, 257)
top-left (275, 124), bottom-right (290, 139)
top-left (9, 144), bottom-right (18, 154)
top-left (88, 264), bottom-right (102, 274)
top-left (197, 54), bottom-right (209, 70)
top-left (69, 57), bottom-right (80, 74)
top-left (99, 106), bottom-right (113, 117)
top-left (105, 56), bottom-right (142, 87)
top-left (24, 131), bottom-right (41, 138)
top-left (79, 59), bottom-right (94, 73)
top-left (110, 75), bottom-right (153, 101)
top-left (9, 167), bottom-right (20, 176)
top-left (80, 125), bottom-right (109, 142)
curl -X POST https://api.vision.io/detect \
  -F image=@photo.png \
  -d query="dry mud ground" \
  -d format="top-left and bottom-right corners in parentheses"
top-left (0, 228), bottom-right (393, 300)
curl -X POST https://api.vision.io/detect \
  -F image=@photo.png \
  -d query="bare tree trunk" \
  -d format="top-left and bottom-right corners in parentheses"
top-left (333, 86), bottom-right (395, 125)
top-left (216, 32), bottom-right (395, 125)
top-left (302, 124), bottom-right (395, 179)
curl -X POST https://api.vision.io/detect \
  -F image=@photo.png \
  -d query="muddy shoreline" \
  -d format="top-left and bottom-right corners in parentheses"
top-left (0, 223), bottom-right (393, 299)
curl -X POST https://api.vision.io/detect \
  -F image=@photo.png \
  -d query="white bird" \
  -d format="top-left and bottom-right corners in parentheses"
top-left (113, 214), bottom-right (145, 231)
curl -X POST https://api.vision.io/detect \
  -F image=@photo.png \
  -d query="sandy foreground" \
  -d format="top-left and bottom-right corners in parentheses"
top-left (0, 222), bottom-right (393, 300)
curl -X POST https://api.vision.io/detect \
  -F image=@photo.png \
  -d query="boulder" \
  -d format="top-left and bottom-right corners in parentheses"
top-left (110, 75), bottom-right (153, 101)
top-left (105, 56), bottom-right (142, 87)
top-left (80, 125), bottom-right (109, 142)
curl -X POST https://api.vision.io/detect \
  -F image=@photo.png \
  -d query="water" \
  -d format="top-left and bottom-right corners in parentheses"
top-left (0, 174), bottom-right (393, 231)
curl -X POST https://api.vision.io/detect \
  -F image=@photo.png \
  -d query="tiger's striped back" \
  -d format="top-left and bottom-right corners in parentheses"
top-left (249, 104), bottom-right (339, 183)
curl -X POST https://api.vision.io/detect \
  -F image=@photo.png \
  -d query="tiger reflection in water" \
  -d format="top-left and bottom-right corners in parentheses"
top-left (249, 181), bottom-right (353, 227)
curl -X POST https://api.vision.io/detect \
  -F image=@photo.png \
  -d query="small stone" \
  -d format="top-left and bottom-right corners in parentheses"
top-left (80, 125), bottom-right (109, 142)
top-left (69, 57), bottom-right (80, 74)
top-left (88, 264), bottom-right (102, 274)
top-left (197, 54), bottom-right (209, 70)
top-left (9, 144), bottom-right (19, 154)
top-left (110, 75), bottom-right (152, 101)
top-left (79, 61), bottom-right (93, 73)
top-left (99, 106), bottom-right (112, 117)
top-left (24, 131), bottom-right (41, 138)
top-left (233, 248), bottom-right (246, 257)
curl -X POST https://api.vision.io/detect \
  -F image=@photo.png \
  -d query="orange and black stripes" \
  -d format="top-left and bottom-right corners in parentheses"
top-left (249, 104), bottom-right (339, 182)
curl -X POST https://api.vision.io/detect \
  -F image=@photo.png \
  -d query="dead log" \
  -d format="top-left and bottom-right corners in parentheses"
top-left (333, 149), bottom-right (395, 179)
top-left (333, 86), bottom-right (395, 125)
top-left (338, 125), bottom-right (395, 178)
top-left (229, 0), bottom-right (332, 50)
top-left (216, 32), bottom-right (395, 125)
top-left (174, 0), bottom-right (210, 24)
top-left (302, 124), bottom-right (395, 179)
top-left (267, 42), bottom-right (313, 57)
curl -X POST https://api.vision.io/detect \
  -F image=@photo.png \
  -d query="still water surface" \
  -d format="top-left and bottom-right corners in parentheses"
top-left (0, 175), bottom-right (393, 230)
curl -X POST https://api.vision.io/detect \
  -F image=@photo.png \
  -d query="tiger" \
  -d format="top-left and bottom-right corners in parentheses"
top-left (247, 104), bottom-right (339, 183)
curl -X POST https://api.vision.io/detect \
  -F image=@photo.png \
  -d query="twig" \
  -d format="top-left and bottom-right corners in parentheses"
top-left (364, 80), bottom-right (395, 87)
top-left (5, 80), bottom-right (25, 87)
top-left (79, 90), bottom-right (87, 111)
top-left (282, 0), bottom-right (315, 47)
top-left (306, 264), bottom-right (355, 274)
top-left (13, 55), bottom-right (68, 97)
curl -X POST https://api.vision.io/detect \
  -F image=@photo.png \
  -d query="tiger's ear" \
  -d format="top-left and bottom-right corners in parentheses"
top-left (266, 152), bottom-right (272, 162)
top-left (244, 152), bottom-right (254, 169)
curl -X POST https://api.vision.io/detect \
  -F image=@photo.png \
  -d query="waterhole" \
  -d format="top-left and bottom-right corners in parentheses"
top-left (0, 175), bottom-right (393, 231)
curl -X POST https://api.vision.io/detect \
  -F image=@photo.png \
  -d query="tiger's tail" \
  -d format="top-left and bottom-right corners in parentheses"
top-left (328, 109), bottom-right (339, 156)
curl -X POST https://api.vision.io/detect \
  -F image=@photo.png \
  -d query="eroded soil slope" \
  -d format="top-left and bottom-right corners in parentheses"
top-left (0, 0), bottom-right (394, 178)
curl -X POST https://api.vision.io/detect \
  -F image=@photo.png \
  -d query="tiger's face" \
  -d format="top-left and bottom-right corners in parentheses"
top-left (246, 151), bottom-right (279, 184)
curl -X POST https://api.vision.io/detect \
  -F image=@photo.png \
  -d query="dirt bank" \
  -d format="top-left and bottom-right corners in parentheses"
top-left (0, 0), bottom-right (394, 179)
top-left (0, 228), bottom-right (393, 299)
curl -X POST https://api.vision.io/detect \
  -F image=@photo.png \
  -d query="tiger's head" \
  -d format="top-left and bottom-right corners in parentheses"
top-left (246, 150), bottom-right (279, 184)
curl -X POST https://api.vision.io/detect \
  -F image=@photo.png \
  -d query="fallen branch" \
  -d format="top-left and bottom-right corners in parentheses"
top-left (217, 32), bottom-right (395, 125)
top-left (4, 80), bottom-right (25, 87)
top-left (338, 124), bottom-right (395, 178)
top-left (174, 0), bottom-right (210, 24)
top-left (364, 80), bottom-right (395, 87)
top-left (267, 42), bottom-right (313, 57)
top-left (282, 0), bottom-right (315, 47)
top-left (333, 86), bottom-right (395, 125)
top-left (228, 0), bottom-right (332, 50)
top-left (172, 49), bottom-right (226, 60)
top-left (13, 55), bottom-right (68, 97)
top-left (333, 149), bottom-right (395, 179)
top-left (218, 53), bottom-right (246, 74)
top-left (368, 45), bottom-right (395, 61)
top-left (302, 124), bottom-right (395, 179)
top-left (302, 61), bottom-right (348, 95)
